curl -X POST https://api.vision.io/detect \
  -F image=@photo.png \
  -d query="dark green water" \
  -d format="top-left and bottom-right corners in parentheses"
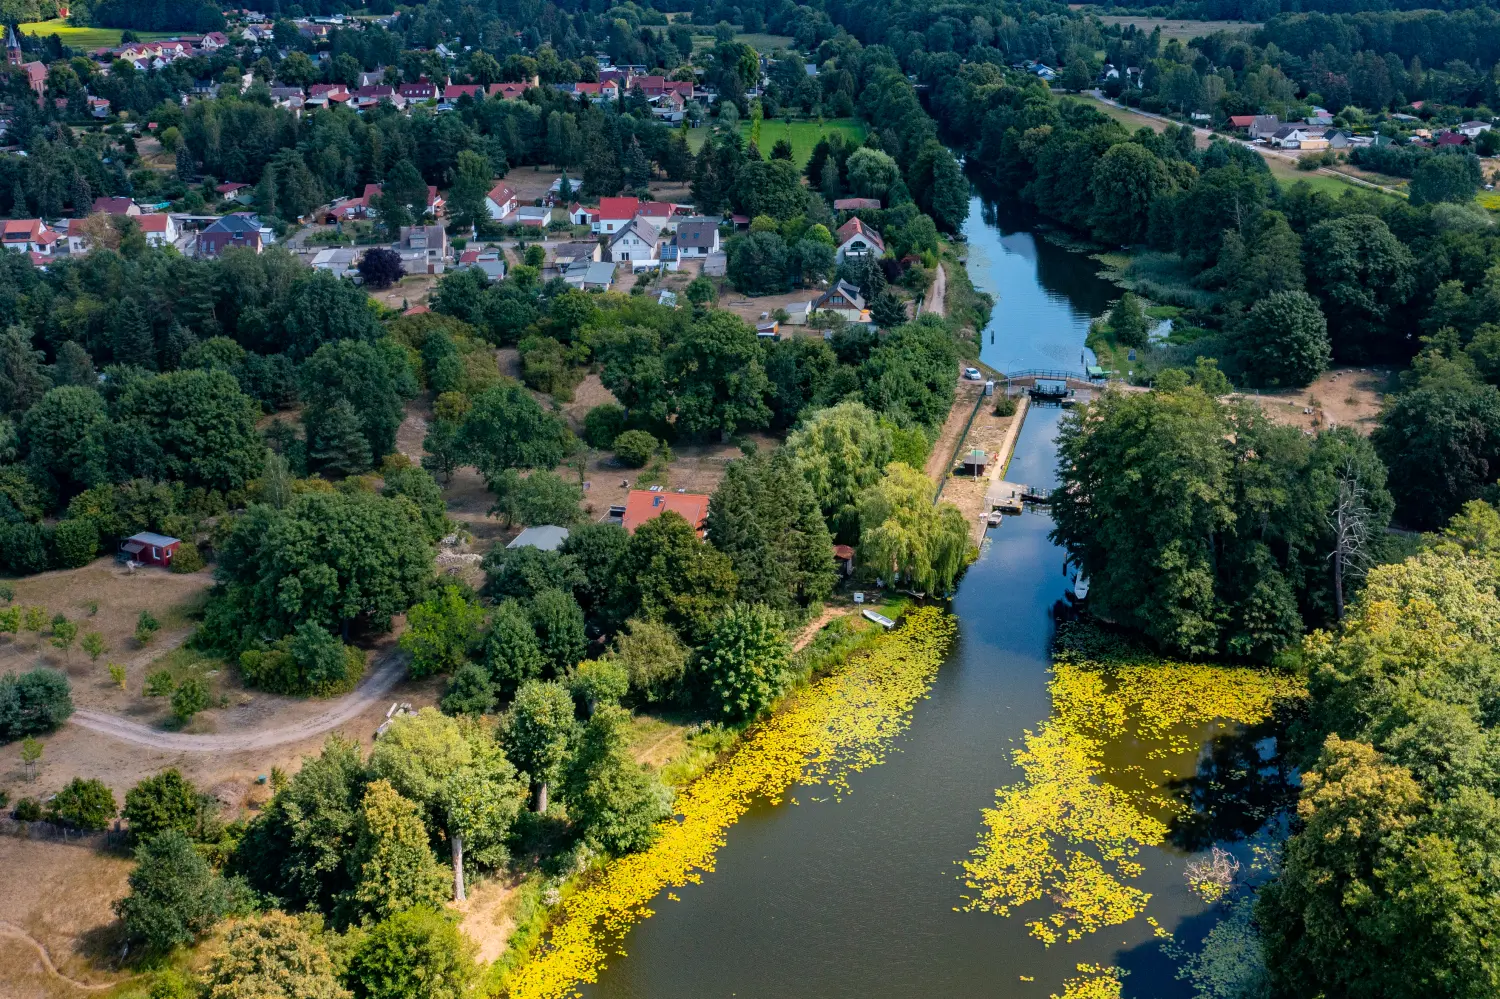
top-left (584, 198), bottom-right (1257, 999)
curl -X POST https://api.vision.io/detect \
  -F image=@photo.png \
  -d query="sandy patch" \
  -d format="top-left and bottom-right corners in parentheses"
top-left (1233, 366), bottom-right (1392, 436)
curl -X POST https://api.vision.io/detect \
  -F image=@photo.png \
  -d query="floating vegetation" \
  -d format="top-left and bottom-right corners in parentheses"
top-left (1052, 964), bottom-right (1125, 999)
top-left (960, 651), bottom-right (1304, 946)
top-left (504, 608), bottom-right (957, 999)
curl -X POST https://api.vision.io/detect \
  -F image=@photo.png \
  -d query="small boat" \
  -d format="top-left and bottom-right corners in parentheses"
top-left (1072, 575), bottom-right (1090, 599)
top-left (987, 511), bottom-right (1003, 528)
top-left (862, 609), bottom-right (896, 629)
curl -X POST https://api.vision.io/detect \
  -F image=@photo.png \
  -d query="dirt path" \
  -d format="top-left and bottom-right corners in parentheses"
top-left (68, 655), bottom-right (407, 752)
top-left (792, 605), bottom-right (856, 652)
top-left (0, 921), bottom-right (114, 992)
top-left (921, 263), bottom-right (947, 318)
top-left (923, 376), bottom-right (984, 483)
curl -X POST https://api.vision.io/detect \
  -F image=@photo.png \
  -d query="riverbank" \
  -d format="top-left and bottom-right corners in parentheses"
top-left (493, 607), bottom-right (953, 998)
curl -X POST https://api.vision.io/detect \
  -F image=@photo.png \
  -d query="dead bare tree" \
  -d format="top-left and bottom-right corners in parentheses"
top-left (1328, 460), bottom-right (1374, 621)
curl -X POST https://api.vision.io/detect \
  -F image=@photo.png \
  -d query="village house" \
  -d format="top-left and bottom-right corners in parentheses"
top-left (621, 489), bottom-right (709, 535)
top-left (637, 201), bottom-right (681, 232)
top-left (564, 260), bottom-right (616, 290)
top-left (1247, 115), bottom-right (1281, 140)
top-left (399, 79), bottom-right (438, 101)
top-left (570, 80), bottom-right (620, 102)
top-left (2, 219), bottom-right (57, 255)
top-left (568, 202), bottom-right (596, 226)
top-left (594, 196), bottom-right (641, 234)
top-left (485, 182), bottom-right (518, 220)
top-left (514, 205), bottom-right (553, 228)
top-left (1269, 125), bottom-right (1311, 149)
top-left (1459, 120), bottom-right (1494, 137)
top-left (397, 225), bottom-right (449, 274)
top-left (215, 181), bottom-right (254, 204)
top-left (311, 246), bottom-right (359, 278)
top-left (137, 213), bottom-right (179, 247)
top-left (91, 196), bottom-right (140, 216)
top-left (675, 216), bottom-right (721, 256)
top-left (457, 247), bottom-right (507, 280)
top-left (197, 214), bottom-right (264, 257)
top-left (490, 82), bottom-right (529, 100)
top-left (609, 217), bottom-right (662, 265)
top-left (834, 217), bottom-right (884, 263)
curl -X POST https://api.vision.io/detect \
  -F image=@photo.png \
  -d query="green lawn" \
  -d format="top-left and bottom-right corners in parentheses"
top-left (15, 19), bottom-right (178, 50)
top-left (686, 117), bottom-right (867, 166)
top-left (691, 30), bottom-right (795, 54)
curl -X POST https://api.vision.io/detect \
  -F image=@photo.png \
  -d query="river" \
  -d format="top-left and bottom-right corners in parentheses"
top-left (581, 196), bottom-right (1267, 999)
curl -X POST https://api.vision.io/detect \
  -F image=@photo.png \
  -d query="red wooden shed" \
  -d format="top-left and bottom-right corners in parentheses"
top-left (121, 532), bottom-right (180, 567)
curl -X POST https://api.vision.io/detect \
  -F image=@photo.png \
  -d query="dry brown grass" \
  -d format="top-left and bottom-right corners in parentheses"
top-left (1234, 367), bottom-right (1391, 436)
top-left (0, 837), bottom-right (135, 998)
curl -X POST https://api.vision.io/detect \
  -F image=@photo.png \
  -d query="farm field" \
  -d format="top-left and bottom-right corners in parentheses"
top-left (686, 117), bottom-right (868, 165)
top-left (690, 30), bottom-right (794, 53)
top-left (14, 19), bottom-right (178, 49)
top-left (1083, 14), bottom-right (1260, 39)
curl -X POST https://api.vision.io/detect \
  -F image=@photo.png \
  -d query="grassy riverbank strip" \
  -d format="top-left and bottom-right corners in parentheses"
top-left (498, 607), bottom-right (957, 999)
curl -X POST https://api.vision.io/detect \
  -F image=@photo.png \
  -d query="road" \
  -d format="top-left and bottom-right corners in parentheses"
top-left (919, 262), bottom-right (947, 318)
top-left (69, 656), bottom-right (407, 752)
top-left (1086, 91), bottom-right (1406, 198)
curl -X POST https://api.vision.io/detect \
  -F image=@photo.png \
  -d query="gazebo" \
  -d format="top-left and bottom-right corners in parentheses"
top-left (958, 448), bottom-right (990, 477)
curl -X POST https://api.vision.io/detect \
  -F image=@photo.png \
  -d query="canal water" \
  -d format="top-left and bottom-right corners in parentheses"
top-left (584, 197), bottom-right (1231, 999)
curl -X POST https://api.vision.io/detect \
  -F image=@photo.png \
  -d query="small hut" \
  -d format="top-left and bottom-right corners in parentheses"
top-left (958, 448), bottom-right (990, 477)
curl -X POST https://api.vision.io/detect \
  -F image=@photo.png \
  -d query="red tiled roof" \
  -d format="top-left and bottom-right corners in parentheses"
top-left (91, 196), bottom-right (135, 215)
top-left (489, 82), bottom-right (529, 99)
top-left (621, 489), bottom-right (709, 536)
top-left (835, 217), bottom-right (884, 253)
top-left (598, 196), bottom-right (640, 220)
top-left (136, 214), bottom-right (171, 232)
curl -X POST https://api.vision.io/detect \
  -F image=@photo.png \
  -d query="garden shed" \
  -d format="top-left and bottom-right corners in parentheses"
top-left (121, 532), bottom-right (181, 567)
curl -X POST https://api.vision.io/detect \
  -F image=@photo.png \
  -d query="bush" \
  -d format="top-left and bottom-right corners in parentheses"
top-left (145, 670), bottom-right (175, 696)
top-left (358, 247), bottom-right (405, 290)
top-left (171, 677), bottom-right (210, 722)
top-left (583, 403), bottom-right (628, 449)
top-left (13, 796), bottom-right (42, 820)
top-left (136, 610), bottom-right (161, 645)
top-left (237, 623), bottom-right (366, 697)
top-left (125, 769), bottom-right (204, 842)
top-left (47, 777), bottom-right (117, 830)
top-left (53, 518), bottom-right (99, 568)
top-left (0, 667), bottom-right (74, 741)
top-left (611, 430), bottom-right (658, 468)
top-left (169, 541), bottom-right (205, 573)
top-left (568, 659), bottom-right (629, 713)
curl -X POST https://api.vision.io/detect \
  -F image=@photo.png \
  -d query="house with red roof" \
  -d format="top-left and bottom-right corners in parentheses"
top-left (2, 219), bottom-right (58, 255)
top-left (571, 80), bottom-right (619, 102)
top-left (92, 196), bottom-right (140, 216)
top-left (485, 183), bottom-right (518, 220)
top-left (136, 213), bottom-right (179, 247)
top-left (399, 79), bottom-right (438, 101)
top-left (593, 196), bottom-right (640, 234)
top-left (568, 202), bottom-right (596, 226)
top-left (621, 489), bottom-right (710, 536)
top-left (834, 217), bottom-right (884, 263)
top-left (636, 201), bottom-right (680, 231)
top-left (489, 82), bottom-right (529, 100)
top-left (443, 83), bottom-right (483, 101)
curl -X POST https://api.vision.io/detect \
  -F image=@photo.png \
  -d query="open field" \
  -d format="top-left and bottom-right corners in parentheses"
top-left (1083, 14), bottom-right (1260, 39)
top-left (1235, 366), bottom-right (1393, 436)
top-left (690, 30), bottom-right (795, 54)
top-left (14, 20), bottom-right (177, 49)
top-left (687, 117), bottom-right (867, 164)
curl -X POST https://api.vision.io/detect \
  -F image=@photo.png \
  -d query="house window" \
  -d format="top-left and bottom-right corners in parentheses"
top-left (151, 546), bottom-right (159, 559)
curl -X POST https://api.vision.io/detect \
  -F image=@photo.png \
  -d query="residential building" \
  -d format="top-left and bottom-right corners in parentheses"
top-left (1248, 115), bottom-right (1281, 140)
top-left (397, 225), bottom-right (448, 274)
top-left (568, 202), bottom-right (596, 226)
top-left (637, 201), bottom-right (680, 231)
top-left (311, 246), bottom-right (358, 278)
top-left (215, 181), bottom-right (253, 204)
top-left (399, 79), bottom-right (437, 101)
top-left (1459, 120), bottom-right (1494, 137)
top-left (814, 280), bottom-right (869, 322)
top-left (1227, 114), bottom-right (1256, 131)
top-left (834, 217), bottom-right (884, 263)
top-left (485, 182), bottom-right (518, 220)
top-left (594, 196), bottom-right (640, 234)
top-left (621, 488), bottom-right (709, 535)
top-left (563, 260), bottom-right (615, 290)
top-left (571, 80), bottom-right (619, 102)
top-left (443, 83), bottom-right (483, 101)
top-left (120, 531), bottom-right (181, 568)
top-left (489, 82), bottom-right (529, 100)
top-left (2, 219), bottom-right (57, 254)
top-left (91, 196), bottom-right (140, 216)
top-left (197, 214), bottom-right (264, 257)
top-left (675, 216), bottom-right (720, 256)
top-left (514, 205), bottom-right (552, 227)
top-left (1269, 125), bottom-right (1309, 149)
top-left (609, 217), bottom-right (661, 264)
top-left (136, 213), bottom-right (179, 247)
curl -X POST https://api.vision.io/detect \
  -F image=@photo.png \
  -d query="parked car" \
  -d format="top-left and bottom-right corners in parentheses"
top-left (964, 367), bottom-right (983, 380)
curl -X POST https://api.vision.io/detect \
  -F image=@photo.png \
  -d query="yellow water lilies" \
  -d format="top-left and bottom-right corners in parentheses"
top-left (504, 608), bottom-right (957, 999)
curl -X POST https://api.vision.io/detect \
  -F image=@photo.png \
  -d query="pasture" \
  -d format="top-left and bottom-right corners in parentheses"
top-left (15, 19), bottom-right (178, 50)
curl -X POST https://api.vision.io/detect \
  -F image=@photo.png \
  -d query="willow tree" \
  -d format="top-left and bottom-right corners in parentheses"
top-left (856, 463), bottom-right (972, 594)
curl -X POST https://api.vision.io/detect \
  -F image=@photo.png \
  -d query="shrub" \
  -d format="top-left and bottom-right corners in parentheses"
top-left (52, 518), bottom-right (99, 568)
top-left (125, 769), bottom-right (204, 842)
top-left (0, 667), bottom-right (74, 741)
top-left (169, 542), bottom-right (205, 573)
top-left (171, 677), bottom-right (210, 722)
top-left (993, 393), bottom-right (1017, 416)
top-left (13, 796), bottom-right (42, 820)
top-left (47, 777), bottom-right (117, 830)
top-left (358, 247), bottom-right (405, 290)
top-left (569, 659), bottom-right (630, 713)
top-left (145, 670), bottom-right (175, 697)
top-left (583, 403), bottom-right (628, 449)
top-left (136, 610), bottom-right (161, 645)
top-left (612, 430), bottom-right (658, 468)
top-left (113, 829), bottom-right (230, 952)
top-left (237, 623), bottom-right (366, 697)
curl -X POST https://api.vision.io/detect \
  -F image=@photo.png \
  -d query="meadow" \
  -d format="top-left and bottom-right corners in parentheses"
top-left (686, 117), bottom-right (868, 166)
top-left (1086, 14), bottom-right (1260, 40)
top-left (15, 19), bottom-right (178, 50)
